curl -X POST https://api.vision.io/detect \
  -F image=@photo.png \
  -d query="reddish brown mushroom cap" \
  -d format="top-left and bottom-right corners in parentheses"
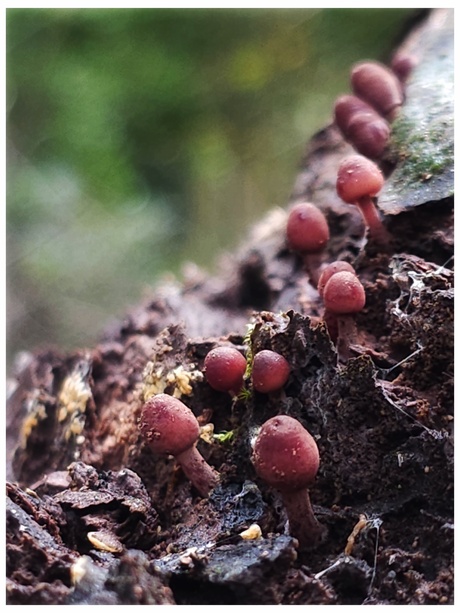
top-left (204, 346), bottom-right (246, 394)
top-left (140, 394), bottom-right (200, 456)
top-left (351, 60), bottom-right (403, 118)
top-left (334, 94), bottom-right (373, 136)
top-left (140, 393), bottom-right (219, 497)
top-left (391, 52), bottom-right (417, 84)
top-left (336, 155), bottom-right (384, 204)
top-left (317, 261), bottom-right (356, 298)
top-left (334, 95), bottom-right (390, 159)
top-left (346, 111), bottom-right (390, 159)
top-left (286, 202), bottom-right (330, 253)
top-left (252, 415), bottom-right (319, 492)
top-left (322, 271), bottom-right (366, 315)
top-left (252, 350), bottom-right (290, 393)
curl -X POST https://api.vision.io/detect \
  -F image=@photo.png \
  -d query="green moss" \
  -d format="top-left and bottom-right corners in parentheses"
top-left (389, 110), bottom-right (454, 185)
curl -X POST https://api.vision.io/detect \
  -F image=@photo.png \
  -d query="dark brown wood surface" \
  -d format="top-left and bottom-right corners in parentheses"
top-left (6, 9), bottom-right (454, 605)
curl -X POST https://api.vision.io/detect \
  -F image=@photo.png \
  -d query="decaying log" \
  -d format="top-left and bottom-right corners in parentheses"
top-left (6, 9), bottom-right (453, 606)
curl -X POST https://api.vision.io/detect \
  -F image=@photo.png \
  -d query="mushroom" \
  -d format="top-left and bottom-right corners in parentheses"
top-left (252, 415), bottom-right (324, 550)
top-left (139, 393), bottom-right (219, 497)
top-left (334, 94), bottom-right (390, 159)
top-left (334, 94), bottom-right (371, 135)
top-left (286, 201), bottom-right (330, 286)
top-left (251, 350), bottom-right (290, 393)
top-left (322, 270), bottom-right (365, 361)
top-left (346, 111), bottom-right (390, 159)
top-left (317, 260), bottom-right (357, 298)
top-left (391, 51), bottom-right (417, 86)
top-left (204, 346), bottom-right (247, 396)
top-left (317, 261), bottom-right (358, 344)
top-left (336, 154), bottom-right (389, 247)
top-left (351, 60), bottom-right (403, 121)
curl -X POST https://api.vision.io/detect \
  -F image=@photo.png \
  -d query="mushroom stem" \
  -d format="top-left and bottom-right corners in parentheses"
top-left (304, 253), bottom-right (324, 287)
top-left (176, 445), bottom-right (220, 497)
top-left (321, 270), bottom-right (366, 361)
top-left (282, 488), bottom-right (324, 550)
top-left (286, 201), bottom-right (330, 287)
top-left (252, 415), bottom-right (323, 551)
top-left (357, 196), bottom-right (390, 246)
top-left (323, 309), bottom-right (339, 343)
top-left (336, 155), bottom-right (390, 249)
top-left (336, 315), bottom-right (358, 362)
top-left (140, 394), bottom-right (220, 498)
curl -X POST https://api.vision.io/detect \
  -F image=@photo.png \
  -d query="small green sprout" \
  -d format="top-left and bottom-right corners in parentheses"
top-left (213, 430), bottom-right (235, 444)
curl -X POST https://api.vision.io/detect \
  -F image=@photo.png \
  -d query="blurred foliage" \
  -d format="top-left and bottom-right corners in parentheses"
top-left (7, 8), bottom-right (416, 362)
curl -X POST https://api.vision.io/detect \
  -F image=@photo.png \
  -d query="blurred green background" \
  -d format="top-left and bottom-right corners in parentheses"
top-left (7, 8), bottom-right (416, 364)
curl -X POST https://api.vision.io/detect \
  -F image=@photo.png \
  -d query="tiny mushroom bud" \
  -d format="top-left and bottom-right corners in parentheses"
top-left (252, 415), bottom-right (324, 550)
top-left (317, 261), bottom-right (357, 298)
top-left (204, 346), bottom-right (246, 396)
top-left (140, 393), bottom-right (219, 497)
top-left (336, 154), bottom-right (389, 247)
top-left (334, 95), bottom-right (390, 159)
top-left (323, 271), bottom-right (365, 314)
top-left (317, 259), bottom-right (358, 346)
top-left (322, 270), bottom-right (365, 362)
top-left (286, 202), bottom-right (329, 253)
top-left (251, 350), bottom-right (290, 394)
top-left (391, 51), bottom-right (417, 85)
top-left (334, 94), bottom-right (372, 136)
top-left (351, 60), bottom-right (404, 121)
top-left (346, 111), bottom-right (390, 159)
top-left (286, 202), bottom-right (330, 286)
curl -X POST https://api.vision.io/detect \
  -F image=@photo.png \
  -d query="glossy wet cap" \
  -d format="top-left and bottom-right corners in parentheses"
top-left (204, 346), bottom-right (246, 393)
top-left (286, 202), bottom-right (330, 253)
top-left (334, 94), bottom-right (375, 136)
top-left (317, 261), bottom-right (356, 298)
top-left (351, 61), bottom-right (403, 117)
top-left (346, 111), bottom-right (390, 159)
top-left (140, 394), bottom-right (200, 455)
top-left (252, 415), bottom-right (319, 492)
top-left (336, 155), bottom-right (384, 204)
top-left (252, 350), bottom-right (290, 393)
top-left (322, 271), bottom-right (366, 314)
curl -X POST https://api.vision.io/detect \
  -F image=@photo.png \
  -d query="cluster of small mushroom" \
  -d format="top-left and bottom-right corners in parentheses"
top-left (139, 345), bottom-right (322, 550)
top-left (334, 56), bottom-right (414, 158)
top-left (286, 55), bottom-right (417, 353)
top-left (203, 345), bottom-right (322, 548)
top-left (319, 261), bottom-right (365, 361)
top-left (286, 197), bottom-right (368, 360)
top-left (138, 55), bottom-right (416, 552)
top-left (333, 57), bottom-right (415, 246)
top-left (139, 345), bottom-right (292, 500)
top-left (204, 345), bottom-right (290, 396)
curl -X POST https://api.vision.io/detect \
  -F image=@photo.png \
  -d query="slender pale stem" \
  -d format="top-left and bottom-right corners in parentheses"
top-left (323, 310), bottom-right (339, 343)
top-left (336, 315), bottom-right (358, 362)
top-left (304, 252), bottom-right (324, 288)
top-left (281, 488), bottom-right (324, 550)
top-left (176, 445), bottom-right (219, 497)
top-left (358, 196), bottom-right (390, 246)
